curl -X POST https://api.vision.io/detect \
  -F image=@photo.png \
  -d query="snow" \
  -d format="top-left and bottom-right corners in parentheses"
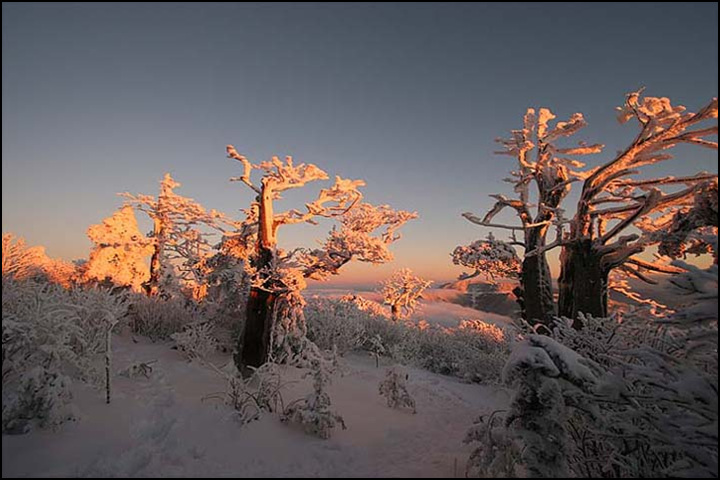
top-left (2, 333), bottom-right (508, 478)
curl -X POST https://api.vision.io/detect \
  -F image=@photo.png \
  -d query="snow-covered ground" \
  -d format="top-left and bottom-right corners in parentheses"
top-left (2, 333), bottom-right (509, 478)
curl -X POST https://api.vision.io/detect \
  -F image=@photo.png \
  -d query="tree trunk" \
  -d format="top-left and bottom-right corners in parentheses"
top-left (146, 217), bottom-right (164, 297)
top-left (390, 304), bottom-right (399, 321)
top-left (236, 186), bottom-right (278, 374)
top-left (105, 323), bottom-right (113, 404)
top-left (517, 226), bottom-right (555, 327)
top-left (236, 247), bottom-right (276, 375)
top-left (557, 239), bottom-right (608, 324)
top-left (236, 286), bottom-right (275, 373)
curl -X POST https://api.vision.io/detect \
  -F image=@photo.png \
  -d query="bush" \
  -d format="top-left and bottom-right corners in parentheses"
top-left (127, 294), bottom-right (194, 341)
top-left (2, 276), bottom-right (127, 432)
top-left (305, 295), bottom-right (511, 384)
top-left (171, 322), bottom-right (218, 360)
top-left (305, 296), bottom-right (368, 355)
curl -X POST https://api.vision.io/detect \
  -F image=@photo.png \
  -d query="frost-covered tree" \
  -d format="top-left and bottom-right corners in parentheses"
top-left (462, 90), bottom-right (717, 324)
top-left (83, 206), bottom-right (154, 292)
top-left (461, 108), bottom-right (603, 325)
top-left (552, 91), bottom-right (718, 319)
top-left (122, 173), bottom-right (240, 298)
top-left (380, 268), bottom-right (432, 320)
top-left (451, 233), bottom-right (522, 282)
top-left (226, 146), bottom-right (415, 371)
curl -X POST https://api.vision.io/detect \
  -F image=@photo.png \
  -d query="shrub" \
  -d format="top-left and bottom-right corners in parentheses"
top-left (127, 294), bottom-right (194, 341)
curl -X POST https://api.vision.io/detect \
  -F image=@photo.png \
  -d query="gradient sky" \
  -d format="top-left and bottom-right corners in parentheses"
top-left (2, 3), bottom-right (718, 287)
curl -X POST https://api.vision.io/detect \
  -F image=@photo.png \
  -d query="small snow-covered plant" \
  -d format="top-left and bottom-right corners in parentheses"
top-left (380, 268), bottom-right (433, 320)
top-left (282, 359), bottom-right (346, 439)
top-left (204, 362), bottom-right (287, 425)
top-left (171, 322), bottom-right (217, 360)
top-left (378, 367), bottom-right (416, 413)
top-left (127, 294), bottom-right (194, 341)
top-left (464, 410), bottom-right (523, 478)
top-left (368, 334), bottom-right (386, 368)
top-left (340, 293), bottom-right (389, 317)
top-left (118, 360), bottom-right (156, 379)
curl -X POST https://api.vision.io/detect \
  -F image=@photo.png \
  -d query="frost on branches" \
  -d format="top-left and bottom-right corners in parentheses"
top-left (462, 107), bottom-right (603, 326)
top-left (651, 178), bottom-right (718, 260)
top-left (380, 268), bottom-right (432, 320)
top-left (462, 89), bottom-right (718, 324)
top-left (83, 206), bottom-right (154, 292)
top-left (555, 90), bottom-right (718, 319)
top-left (226, 146), bottom-right (415, 373)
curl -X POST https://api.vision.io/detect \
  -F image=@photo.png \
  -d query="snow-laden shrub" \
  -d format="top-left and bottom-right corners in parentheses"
top-left (118, 360), bottom-right (156, 379)
top-left (171, 322), bottom-right (217, 361)
top-left (544, 288), bottom-right (717, 479)
top-left (473, 334), bottom-right (599, 478)
top-left (385, 319), bottom-right (510, 384)
top-left (2, 276), bottom-right (127, 432)
top-left (474, 252), bottom-right (718, 479)
top-left (66, 287), bottom-right (129, 360)
top-left (305, 295), bottom-right (511, 383)
top-left (378, 367), bottom-right (416, 413)
top-left (464, 410), bottom-right (523, 478)
top-left (2, 367), bottom-right (74, 434)
top-left (282, 359), bottom-right (346, 439)
top-left (304, 296), bottom-right (367, 355)
top-left (127, 294), bottom-right (194, 341)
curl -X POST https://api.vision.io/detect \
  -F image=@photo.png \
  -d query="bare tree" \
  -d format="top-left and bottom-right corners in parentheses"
top-left (226, 146), bottom-right (416, 372)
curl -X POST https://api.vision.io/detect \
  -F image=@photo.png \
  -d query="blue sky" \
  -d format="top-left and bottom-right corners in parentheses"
top-left (2, 2), bottom-right (717, 286)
